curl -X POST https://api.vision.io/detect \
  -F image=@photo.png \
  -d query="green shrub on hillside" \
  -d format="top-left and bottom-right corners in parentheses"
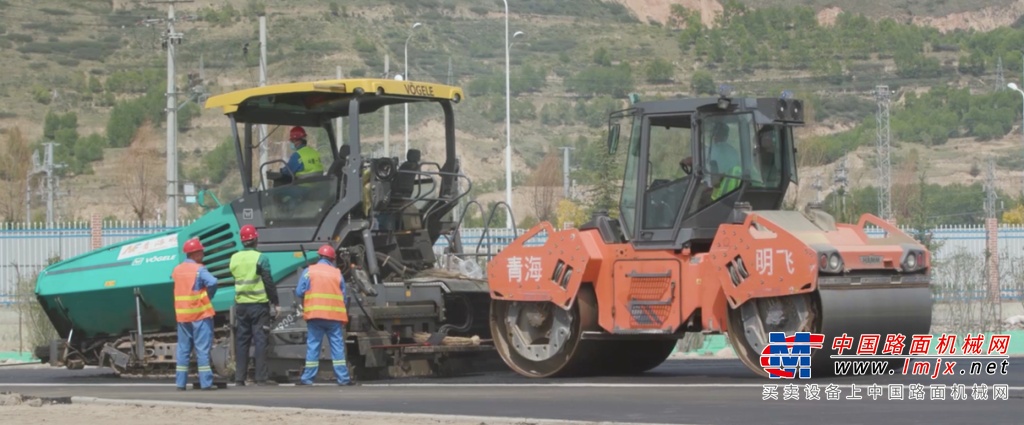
top-left (106, 86), bottom-right (164, 148)
top-left (645, 58), bottom-right (674, 84)
top-left (822, 182), bottom-right (1007, 226)
top-left (193, 136), bottom-right (236, 185)
top-left (808, 85), bottom-right (1019, 157)
top-left (41, 111), bottom-right (106, 175)
top-left (565, 64), bottom-right (634, 98)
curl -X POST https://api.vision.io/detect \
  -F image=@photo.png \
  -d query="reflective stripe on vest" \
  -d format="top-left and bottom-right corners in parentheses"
top-left (172, 262), bottom-right (215, 322)
top-left (230, 250), bottom-right (269, 304)
top-left (295, 146), bottom-right (324, 177)
top-left (712, 165), bottom-right (742, 200)
top-left (302, 263), bottom-right (348, 323)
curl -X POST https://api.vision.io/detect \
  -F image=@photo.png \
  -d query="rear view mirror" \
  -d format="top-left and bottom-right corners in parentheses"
top-left (196, 190), bottom-right (223, 210)
top-left (608, 124), bottom-right (620, 154)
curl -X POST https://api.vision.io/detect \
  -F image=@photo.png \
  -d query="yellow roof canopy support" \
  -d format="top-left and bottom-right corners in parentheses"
top-left (203, 78), bottom-right (464, 126)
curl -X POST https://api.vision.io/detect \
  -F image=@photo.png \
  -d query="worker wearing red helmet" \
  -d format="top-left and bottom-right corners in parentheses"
top-left (228, 224), bottom-right (279, 386)
top-left (281, 126), bottom-right (324, 179)
top-left (294, 244), bottom-right (355, 386)
top-left (171, 237), bottom-right (220, 391)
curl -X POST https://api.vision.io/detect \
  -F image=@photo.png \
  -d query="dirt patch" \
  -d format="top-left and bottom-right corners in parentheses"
top-left (615, 1), bottom-right (1024, 33)
top-left (614, 0), bottom-right (723, 26)
top-left (0, 308), bottom-right (24, 352)
top-left (0, 394), bottom-right (603, 425)
top-left (912, 3), bottom-right (1024, 33)
top-left (816, 6), bottom-right (843, 27)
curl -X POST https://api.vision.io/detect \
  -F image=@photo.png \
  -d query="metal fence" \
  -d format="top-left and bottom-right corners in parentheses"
top-left (2, 221), bottom-right (1024, 305)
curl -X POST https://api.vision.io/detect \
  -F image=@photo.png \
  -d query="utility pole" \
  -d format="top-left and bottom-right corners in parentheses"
top-left (812, 176), bottom-right (823, 204)
top-left (983, 157), bottom-right (1002, 327)
top-left (403, 22), bottom-right (422, 157)
top-left (336, 66), bottom-right (344, 147)
top-left (28, 142), bottom-right (65, 228)
top-left (875, 85), bottom-right (893, 223)
top-left (559, 146), bottom-right (574, 199)
top-left (257, 14), bottom-right (269, 190)
top-left (447, 57), bottom-right (453, 85)
top-left (996, 56), bottom-right (1005, 92)
top-left (384, 54), bottom-right (390, 158)
top-left (833, 153), bottom-right (849, 220)
top-left (152, 0), bottom-right (191, 227)
top-left (985, 158), bottom-right (997, 219)
top-left (24, 169), bottom-right (31, 225)
top-left (45, 143), bottom-right (57, 227)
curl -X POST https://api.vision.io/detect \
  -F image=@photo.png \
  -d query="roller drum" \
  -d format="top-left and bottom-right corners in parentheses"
top-left (727, 277), bottom-right (933, 379)
top-left (813, 283), bottom-right (933, 376)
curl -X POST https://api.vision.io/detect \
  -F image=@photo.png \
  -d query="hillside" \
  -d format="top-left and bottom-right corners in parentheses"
top-left (1, 0), bottom-right (1024, 226)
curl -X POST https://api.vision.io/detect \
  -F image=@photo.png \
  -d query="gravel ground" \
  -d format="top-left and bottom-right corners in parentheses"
top-left (0, 308), bottom-right (25, 352)
top-left (0, 393), bottom-right (612, 425)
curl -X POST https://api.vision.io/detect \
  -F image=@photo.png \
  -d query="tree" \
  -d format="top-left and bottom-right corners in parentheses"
top-left (1002, 204), bottom-right (1024, 224)
top-left (890, 149), bottom-right (921, 223)
top-left (691, 70), bottom-right (716, 95)
top-left (584, 145), bottom-right (622, 218)
top-left (593, 47), bottom-right (611, 66)
top-left (645, 58), bottom-right (674, 84)
top-left (528, 150), bottom-right (563, 223)
top-left (0, 127), bottom-right (32, 222)
top-left (120, 121), bottom-right (165, 221)
top-left (556, 199), bottom-right (588, 229)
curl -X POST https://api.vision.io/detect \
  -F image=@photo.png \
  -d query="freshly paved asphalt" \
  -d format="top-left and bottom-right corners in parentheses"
top-left (2, 359), bottom-right (1023, 424)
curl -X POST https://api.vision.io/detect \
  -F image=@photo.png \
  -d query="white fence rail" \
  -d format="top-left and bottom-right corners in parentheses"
top-left (2, 222), bottom-right (1024, 305)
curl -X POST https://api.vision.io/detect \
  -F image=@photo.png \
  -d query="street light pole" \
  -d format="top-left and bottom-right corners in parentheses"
top-left (502, 28), bottom-right (526, 230)
top-left (1009, 82), bottom-right (1024, 199)
top-left (404, 22), bottom-right (422, 158)
top-left (503, 0), bottom-right (512, 229)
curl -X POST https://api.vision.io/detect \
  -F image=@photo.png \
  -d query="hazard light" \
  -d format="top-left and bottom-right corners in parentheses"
top-left (817, 250), bottom-right (844, 274)
top-left (901, 249), bottom-right (926, 272)
top-left (774, 90), bottom-right (803, 123)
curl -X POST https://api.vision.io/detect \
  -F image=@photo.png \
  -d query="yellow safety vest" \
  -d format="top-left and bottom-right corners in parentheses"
top-left (230, 250), bottom-right (269, 304)
top-left (295, 146), bottom-right (324, 177)
top-left (711, 165), bottom-right (742, 200)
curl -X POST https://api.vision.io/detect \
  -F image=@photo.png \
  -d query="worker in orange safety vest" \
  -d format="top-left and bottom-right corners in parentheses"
top-left (171, 237), bottom-right (220, 391)
top-left (294, 244), bottom-right (356, 386)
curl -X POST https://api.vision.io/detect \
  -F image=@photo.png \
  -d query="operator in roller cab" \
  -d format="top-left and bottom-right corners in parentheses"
top-left (678, 119), bottom-right (743, 201)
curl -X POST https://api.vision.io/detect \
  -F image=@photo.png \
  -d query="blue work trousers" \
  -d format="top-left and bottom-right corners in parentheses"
top-left (299, 319), bottom-right (351, 384)
top-left (176, 318), bottom-right (214, 389)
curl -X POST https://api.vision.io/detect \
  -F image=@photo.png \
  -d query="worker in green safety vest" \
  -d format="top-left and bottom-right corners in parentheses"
top-left (682, 121), bottom-right (742, 201)
top-left (711, 165), bottom-right (742, 200)
top-left (229, 224), bottom-right (279, 386)
top-left (705, 121), bottom-right (742, 200)
top-left (283, 126), bottom-right (324, 179)
top-left (273, 126), bottom-right (325, 209)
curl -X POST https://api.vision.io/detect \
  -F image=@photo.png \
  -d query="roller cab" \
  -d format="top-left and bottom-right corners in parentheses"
top-left (487, 91), bottom-right (933, 378)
